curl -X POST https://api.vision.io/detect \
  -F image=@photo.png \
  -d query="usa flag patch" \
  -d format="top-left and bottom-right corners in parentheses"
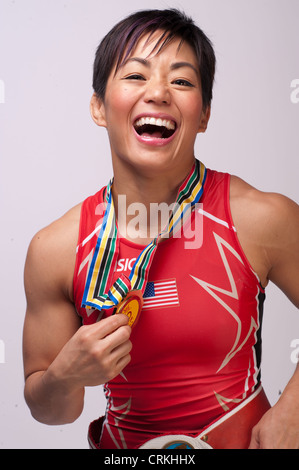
top-left (143, 279), bottom-right (180, 309)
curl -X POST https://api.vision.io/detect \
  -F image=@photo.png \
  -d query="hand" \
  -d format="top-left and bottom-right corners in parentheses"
top-left (249, 402), bottom-right (299, 449)
top-left (46, 313), bottom-right (132, 390)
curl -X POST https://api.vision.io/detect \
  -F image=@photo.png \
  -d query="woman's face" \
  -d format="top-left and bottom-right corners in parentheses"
top-left (91, 31), bottom-right (210, 177)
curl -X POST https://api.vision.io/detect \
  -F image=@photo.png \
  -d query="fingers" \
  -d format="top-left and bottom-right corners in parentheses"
top-left (110, 335), bottom-right (133, 362)
top-left (69, 314), bottom-right (132, 384)
top-left (109, 337), bottom-right (133, 376)
top-left (88, 313), bottom-right (132, 359)
top-left (93, 313), bottom-right (131, 340)
top-left (114, 352), bottom-right (132, 375)
top-left (99, 314), bottom-right (132, 351)
top-left (97, 319), bottom-right (132, 381)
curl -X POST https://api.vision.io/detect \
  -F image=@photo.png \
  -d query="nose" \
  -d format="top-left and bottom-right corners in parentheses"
top-left (143, 77), bottom-right (170, 105)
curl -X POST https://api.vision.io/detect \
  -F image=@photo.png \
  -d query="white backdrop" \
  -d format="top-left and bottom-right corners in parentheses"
top-left (0, 0), bottom-right (298, 449)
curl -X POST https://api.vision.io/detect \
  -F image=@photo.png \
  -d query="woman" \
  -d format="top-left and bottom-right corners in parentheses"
top-left (23, 9), bottom-right (299, 449)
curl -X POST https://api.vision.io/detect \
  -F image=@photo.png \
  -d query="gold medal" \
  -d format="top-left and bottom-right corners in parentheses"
top-left (115, 290), bottom-right (143, 327)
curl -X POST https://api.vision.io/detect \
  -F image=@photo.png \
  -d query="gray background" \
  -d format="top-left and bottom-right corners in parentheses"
top-left (0, 0), bottom-right (298, 448)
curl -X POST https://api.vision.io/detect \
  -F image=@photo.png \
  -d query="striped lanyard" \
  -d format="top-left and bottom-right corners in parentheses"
top-left (81, 159), bottom-right (206, 312)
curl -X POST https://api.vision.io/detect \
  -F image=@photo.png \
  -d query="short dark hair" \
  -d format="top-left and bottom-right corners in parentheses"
top-left (93, 9), bottom-right (216, 109)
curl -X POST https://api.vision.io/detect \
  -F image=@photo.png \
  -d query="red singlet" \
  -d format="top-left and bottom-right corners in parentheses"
top-left (73, 169), bottom-right (265, 449)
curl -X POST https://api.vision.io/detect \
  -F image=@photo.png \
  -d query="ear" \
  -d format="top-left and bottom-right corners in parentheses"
top-left (198, 106), bottom-right (211, 134)
top-left (90, 93), bottom-right (107, 128)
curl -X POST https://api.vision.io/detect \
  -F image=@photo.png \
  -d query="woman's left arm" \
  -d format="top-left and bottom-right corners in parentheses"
top-left (249, 194), bottom-right (299, 449)
top-left (249, 363), bottom-right (299, 449)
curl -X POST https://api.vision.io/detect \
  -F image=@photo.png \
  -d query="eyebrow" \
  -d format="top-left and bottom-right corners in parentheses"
top-left (170, 61), bottom-right (199, 75)
top-left (123, 57), bottom-right (149, 67)
top-left (123, 58), bottom-right (199, 75)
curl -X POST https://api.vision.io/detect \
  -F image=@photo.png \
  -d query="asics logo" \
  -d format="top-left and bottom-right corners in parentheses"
top-left (116, 257), bottom-right (137, 272)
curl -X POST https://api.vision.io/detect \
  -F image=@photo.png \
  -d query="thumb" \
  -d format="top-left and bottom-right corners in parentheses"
top-left (248, 426), bottom-right (260, 449)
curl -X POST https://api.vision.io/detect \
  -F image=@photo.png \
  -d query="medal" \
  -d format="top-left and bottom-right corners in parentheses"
top-left (114, 290), bottom-right (143, 328)
top-left (82, 159), bottom-right (207, 324)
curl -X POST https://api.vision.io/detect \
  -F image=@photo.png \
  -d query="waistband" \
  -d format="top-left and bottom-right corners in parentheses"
top-left (88, 385), bottom-right (270, 449)
top-left (140, 385), bottom-right (268, 449)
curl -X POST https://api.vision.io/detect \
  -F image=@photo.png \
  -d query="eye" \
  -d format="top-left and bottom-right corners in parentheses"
top-left (123, 74), bottom-right (146, 81)
top-left (172, 79), bottom-right (194, 88)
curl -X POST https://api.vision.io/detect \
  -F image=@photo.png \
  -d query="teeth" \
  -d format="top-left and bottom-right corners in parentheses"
top-left (135, 117), bottom-right (175, 130)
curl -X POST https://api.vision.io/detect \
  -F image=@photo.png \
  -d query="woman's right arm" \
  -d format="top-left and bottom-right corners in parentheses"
top-left (23, 213), bottom-right (132, 425)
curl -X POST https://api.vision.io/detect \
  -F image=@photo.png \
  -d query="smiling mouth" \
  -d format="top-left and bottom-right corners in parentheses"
top-left (134, 116), bottom-right (177, 139)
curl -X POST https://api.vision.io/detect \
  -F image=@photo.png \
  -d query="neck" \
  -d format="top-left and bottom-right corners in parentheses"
top-left (111, 158), bottom-right (195, 244)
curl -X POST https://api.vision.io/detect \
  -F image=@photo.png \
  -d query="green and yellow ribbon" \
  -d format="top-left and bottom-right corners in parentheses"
top-left (81, 159), bottom-right (206, 312)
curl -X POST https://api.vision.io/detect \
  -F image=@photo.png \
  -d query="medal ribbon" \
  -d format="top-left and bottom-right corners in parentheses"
top-left (81, 159), bottom-right (206, 311)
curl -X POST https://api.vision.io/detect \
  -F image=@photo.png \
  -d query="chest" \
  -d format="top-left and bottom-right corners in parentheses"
top-left (113, 215), bottom-right (261, 370)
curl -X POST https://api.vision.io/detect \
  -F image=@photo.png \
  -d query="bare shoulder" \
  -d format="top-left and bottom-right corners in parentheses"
top-left (25, 202), bottom-right (83, 303)
top-left (230, 175), bottom-right (299, 234)
top-left (230, 175), bottom-right (299, 305)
